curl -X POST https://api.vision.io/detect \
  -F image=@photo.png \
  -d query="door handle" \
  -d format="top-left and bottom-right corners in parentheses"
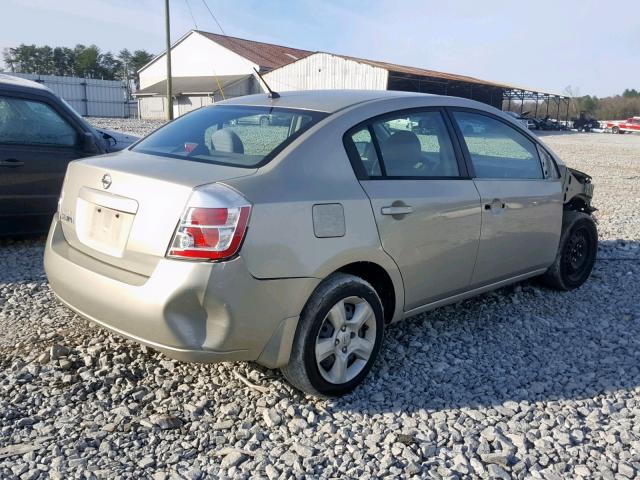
top-left (381, 205), bottom-right (414, 216)
top-left (0, 158), bottom-right (24, 167)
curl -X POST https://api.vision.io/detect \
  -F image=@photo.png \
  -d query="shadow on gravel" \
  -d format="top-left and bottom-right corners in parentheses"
top-left (336, 239), bottom-right (640, 413)
top-left (0, 236), bottom-right (47, 284)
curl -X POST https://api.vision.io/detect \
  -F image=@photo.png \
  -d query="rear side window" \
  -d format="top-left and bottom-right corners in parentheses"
top-left (0, 96), bottom-right (77, 147)
top-left (348, 127), bottom-right (382, 176)
top-left (347, 110), bottom-right (460, 178)
top-left (133, 106), bottom-right (327, 168)
top-left (453, 111), bottom-right (543, 179)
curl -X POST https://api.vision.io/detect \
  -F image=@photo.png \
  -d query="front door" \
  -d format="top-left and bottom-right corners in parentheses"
top-left (0, 94), bottom-right (85, 233)
top-left (345, 109), bottom-right (482, 310)
top-left (450, 109), bottom-right (563, 286)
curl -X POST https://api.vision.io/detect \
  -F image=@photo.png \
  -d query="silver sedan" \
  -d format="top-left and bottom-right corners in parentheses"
top-left (44, 90), bottom-right (597, 396)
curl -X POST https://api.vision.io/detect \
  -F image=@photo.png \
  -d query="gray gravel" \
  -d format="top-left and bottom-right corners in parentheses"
top-left (89, 117), bottom-right (164, 138)
top-left (1, 126), bottom-right (639, 479)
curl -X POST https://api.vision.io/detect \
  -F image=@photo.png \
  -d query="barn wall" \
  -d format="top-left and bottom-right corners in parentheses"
top-left (137, 76), bottom-right (262, 119)
top-left (138, 97), bottom-right (167, 120)
top-left (139, 31), bottom-right (258, 90)
top-left (262, 53), bottom-right (388, 92)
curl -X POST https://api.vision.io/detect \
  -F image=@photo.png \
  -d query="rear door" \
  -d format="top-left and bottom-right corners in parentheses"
top-left (345, 108), bottom-right (482, 311)
top-left (0, 93), bottom-right (88, 233)
top-left (450, 109), bottom-right (563, 286)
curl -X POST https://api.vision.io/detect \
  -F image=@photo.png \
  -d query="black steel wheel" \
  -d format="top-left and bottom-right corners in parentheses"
top-left (542, 212), bottom-right (598, 291)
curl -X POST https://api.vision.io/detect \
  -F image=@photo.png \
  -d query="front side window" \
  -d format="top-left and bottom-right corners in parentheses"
top-left (347, 110), bottom-right (459, 178)
top-left (537, 145), bottom-right (560, 179)
top-left (0, 96), bottom-right (77, 146)
top-left (453, 111), bottom-right (543, 179)
top-left (133, 106), bottom-right (327, 168)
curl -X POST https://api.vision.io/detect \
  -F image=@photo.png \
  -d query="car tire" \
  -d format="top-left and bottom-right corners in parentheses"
top-left (612, 126), bottom-right (620, 134)
top-left (541, 212), bottom-right (598, 291)
top-left (281, 273), bottom-right (385, 397)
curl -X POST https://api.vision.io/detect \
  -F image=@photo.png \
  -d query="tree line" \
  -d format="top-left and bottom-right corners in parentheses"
top-left (2, 44), bottom-right (154, 88)
top-left (575, 89), bottom-right (640, 120)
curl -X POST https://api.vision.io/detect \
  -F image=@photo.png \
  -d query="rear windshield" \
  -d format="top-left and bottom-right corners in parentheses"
top-left (132, 105), bottom-right (327, 168)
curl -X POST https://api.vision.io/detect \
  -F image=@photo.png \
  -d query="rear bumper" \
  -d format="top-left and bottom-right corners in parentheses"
top-left (44, 219), bottom-right (319, 367)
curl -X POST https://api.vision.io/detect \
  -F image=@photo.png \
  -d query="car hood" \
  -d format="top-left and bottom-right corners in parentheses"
top-left (95, 128), bottom-right (140, 152)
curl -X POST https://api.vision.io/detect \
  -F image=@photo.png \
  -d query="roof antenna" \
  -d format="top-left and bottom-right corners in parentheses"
top-left (253, 68), bottom-right (280, 99)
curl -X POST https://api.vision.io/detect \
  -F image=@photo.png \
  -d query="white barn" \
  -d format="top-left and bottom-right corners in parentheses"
top-left (135, 30), bottom-right (312, 119)
top-left (137, 30), bottom-right (566, 120)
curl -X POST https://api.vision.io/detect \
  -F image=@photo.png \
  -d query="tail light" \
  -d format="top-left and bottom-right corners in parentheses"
top-left (167, 183), bottom-right (251, 261)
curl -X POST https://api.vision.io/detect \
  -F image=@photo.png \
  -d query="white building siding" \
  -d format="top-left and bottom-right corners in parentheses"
top-left (139, 32), bottom-right (258, 90)
top-left (137, 76), bottom-right (259, 119)
top-left (262, 53), bottom-right (388, 92)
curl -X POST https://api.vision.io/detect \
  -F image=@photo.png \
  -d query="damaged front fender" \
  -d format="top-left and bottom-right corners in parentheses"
top-left (563, 167), bottom-right (596, 213)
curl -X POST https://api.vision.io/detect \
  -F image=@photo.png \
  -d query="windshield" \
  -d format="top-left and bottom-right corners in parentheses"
top-left (132, 105), bottom-right (327, 168)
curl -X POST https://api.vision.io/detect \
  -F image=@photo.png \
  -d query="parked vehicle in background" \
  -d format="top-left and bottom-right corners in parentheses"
top-left (606, 117), bottom-right (640, 134)
top-left (505, 111), bottom-right (536, 130)
top-left (0, 75), bottom-right (138, 235)
top-left (537, 116), bottom-right (565, 131)
top-left (44, 90), bottom-right (597, 397)
top-left (572, 112), bottom-right (600, 132)
top-left (234, 112), bottom-right (291, 126)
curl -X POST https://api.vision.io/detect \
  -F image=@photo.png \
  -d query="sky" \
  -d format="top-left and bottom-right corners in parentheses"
top-left (1, 0), bottom-right (638, 97)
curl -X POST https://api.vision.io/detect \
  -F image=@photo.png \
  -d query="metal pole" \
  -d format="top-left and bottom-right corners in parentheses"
top-left (165, 0), bottom-right (173, 121)
top-left (534, 93), bottom-right (539, 117)
top-left (546, 96), bottom-right (550, 117)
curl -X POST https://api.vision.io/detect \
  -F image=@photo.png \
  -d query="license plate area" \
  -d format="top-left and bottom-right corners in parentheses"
top-left (75, 199), bottom-right (135, 257)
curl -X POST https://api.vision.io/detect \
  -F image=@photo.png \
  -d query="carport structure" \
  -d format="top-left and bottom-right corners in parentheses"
top-left (263, 50), bottom-right (570, 119)
top-left (378, 65), bottom-right (570, 121)
top-left (353, 59), bottom-right (508, 109)
top-left (503, 88), bottom-right (571, 121)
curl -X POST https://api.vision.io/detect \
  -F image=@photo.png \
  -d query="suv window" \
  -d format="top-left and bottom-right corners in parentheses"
top-left (0, 96), bottom-right (77, 147)
top-left (453, 111), bottom-right (543, 179)
top-left (347, 110), bottom-right (459, 178)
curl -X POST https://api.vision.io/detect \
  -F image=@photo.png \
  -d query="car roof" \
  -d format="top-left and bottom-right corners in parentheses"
top-left (0, 74), bottom-right (52, 94)
top-left (218, 89), bottom-right (437, 113)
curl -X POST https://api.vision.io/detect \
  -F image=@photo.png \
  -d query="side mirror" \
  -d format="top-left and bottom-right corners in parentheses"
top-left (81, 132), bottom-right (100, 154)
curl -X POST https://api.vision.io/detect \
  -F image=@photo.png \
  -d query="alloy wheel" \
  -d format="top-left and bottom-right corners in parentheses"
top-left (314, 296), bottom-right (377, 384)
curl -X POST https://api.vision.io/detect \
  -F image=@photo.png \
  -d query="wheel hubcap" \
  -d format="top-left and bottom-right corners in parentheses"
top-left (563, 227), bottom-right (592, 281)
top-left (315, 296), bottom-right (376, 384)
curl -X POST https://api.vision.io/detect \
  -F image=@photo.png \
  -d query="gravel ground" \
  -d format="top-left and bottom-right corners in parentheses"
top-left (89, 117), bottom-right (165, 138)
top-left (1, 126), bottom-right (639, 479)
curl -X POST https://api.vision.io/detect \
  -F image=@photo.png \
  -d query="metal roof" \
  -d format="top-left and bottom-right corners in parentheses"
top-left (138, 30), bottom-right (566, 98)
top-left (133, 75), bottom-right (251, 96)
top-left (196, 31), bottom-right (313, 70)
top-left (336, 54), bottom-right (511, 89)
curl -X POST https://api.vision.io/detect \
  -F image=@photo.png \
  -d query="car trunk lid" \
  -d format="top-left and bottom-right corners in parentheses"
top-left (58, 151), bottom-right (256, 276)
